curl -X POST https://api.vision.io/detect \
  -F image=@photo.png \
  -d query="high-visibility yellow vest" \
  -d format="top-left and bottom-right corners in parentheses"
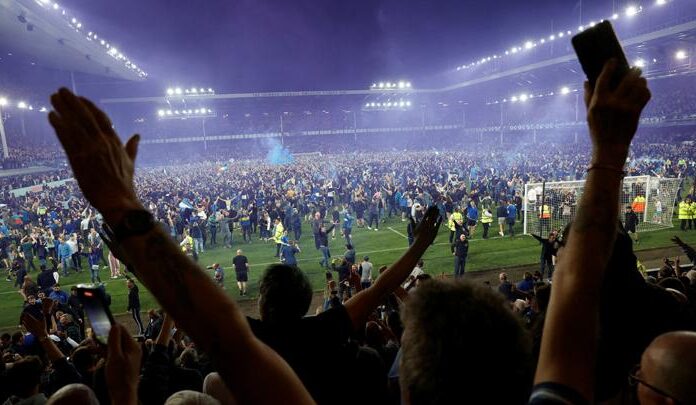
top-left (539, 205), bottom-right (551, 219)
top-left (481, 211), bottom-right (493, 224)
top-left (678, 201), bottom-right (691, 220)
top-left (632, 196), bottom-right (646, 213)
top-left (448, 212), bottom-right (464, 231)
top-left (273, 223), bottom-right (285, 243)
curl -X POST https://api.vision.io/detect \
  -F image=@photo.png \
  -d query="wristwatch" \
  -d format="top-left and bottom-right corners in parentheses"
top-left (103, 209), bottom-right (156, 243)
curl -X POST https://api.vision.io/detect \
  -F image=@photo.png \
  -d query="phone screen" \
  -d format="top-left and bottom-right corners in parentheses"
top-left (78, 288), bottom-right (114, 344)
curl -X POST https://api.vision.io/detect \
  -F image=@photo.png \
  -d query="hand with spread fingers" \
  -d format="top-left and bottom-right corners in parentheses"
top-left (48, 88), bottom-right (144, 225)
top-left (411, 206), bottom-right (442, 247)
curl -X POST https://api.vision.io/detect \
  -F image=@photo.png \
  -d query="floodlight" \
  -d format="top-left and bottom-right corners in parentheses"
top-left (656, 0), bottom-right (667, 5)
top-left (76, 23), bottom-right (82, 28)
top-left (371, 83), bottom-right (376, 87)
top-left (17, 101), bottom-right (27, 109)
top-left (107, 47), bottom-right (117, 55)
top-left (174, 110), bottom-right (180, 114)
top-left (567, 30), bottom-right (572, 35)
top-left (157, 110), bottom-right (165, 117)
top-left (378, 82), bottom-right (384, 88)
top-left (519, 94), bottom-right (528, 102)
top-left (376, 103), bottom-right (382, 107)
top-left (71, 17), bottom-right (77, 23)
top-left (549, 35), bottom-right (555, 41)
top-left (184, 89), bottom-right (190, 94)
top-left (175, 88), bottom-right (182, 95)
top-left (386, 102), bottom-right (392, 107)
top-left (634, 58), bottom-right (646, 68)
top-left (166, 88), bottom-right (174, 95)
top-left (207, 109), bottom-right (212, 113)
top-left (524, 41), bottom-right (534, 50)
top-left (505, 51), bottom-right (509, 55)
top-left (405, 101), bottom-right (411, 106)
top-left (589, 21), bottom-right (596, 27)
top-left (675, 50), bottom-right (688, 60)
top-left (511, 47), bottom-right (518, 54)
top-left (0, 97), bottom-right (7, 106)
top-left (540, 39), bottom-right (545, 44)
top-left (625, 5), bottom-right (639, 17)
top-left (53, 3), bottom-right (59, 9)
top-left (612, 13), bottom-right (619, 20)
top-left (365, 103), bottom-right (370, 107)
top-left (511, 96), bottom-right (518, 102)
top-left (560, 87), bottom-right (570, 95)
top-left (578, 26), bottom-right (584, 32)
top-left (399, 101), bottom-right (405, 107)
top-left (199, 88), bottom-right (205, 93)
top-left (208, 88), bottom-right (213, 92)
top-left (398, 81), bottom-right (405, 88)
top-left (166, 110), bottom-right (172, 115)
top-left (456, 66), bottom-right (461, 71)
top-left (28, 106), bottom-right (33, 110)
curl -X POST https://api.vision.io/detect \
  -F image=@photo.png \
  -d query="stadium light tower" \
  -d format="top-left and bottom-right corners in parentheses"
top-left (0, 97), bottom-right (7, 158)
top-left (560, 87), bottom-right (570, 95)
top-left (634, 58), bottom-right (646, 68)
top-left (675, 50), bottom-right (688, 60)
top-left (625, 5), bottom-right (640, 17)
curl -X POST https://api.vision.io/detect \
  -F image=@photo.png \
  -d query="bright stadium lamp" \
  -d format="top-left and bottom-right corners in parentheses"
top-left (560, 86), bottom-right (570, 95)
top-left (378, 82), bottom-right (384, 88)
top-left (612, 13), bottom-right (619, 20)
top-left (524, 41), bottom-right (534, 50)
top-left (53, 3), bottom-right (59, 9)
top-left (398, 81), bottom-right (405, 89)
top-left (510, 96), bottom-right (518, 102)
top-left (0, 97), bottom-right (7, 106)
top-left (157, 110), bottom-right (165, 117)
top-left (38, 106), bottom-right (47, 112)
top-left (406, 101), bottom-right (411, 106)
top-left (191, 88), bottom-right (197, 93)
top-left (675, 50), bottom-right (688, 60)
top-left (71, 17), bottom-right (77, 23)
top-left (207, 109), bottom-right (212, 113)
top-left (166, 110), bottom-right (173, 115)
top-left (549, 35), bottom-right (555, 40)
top-left (208, 88), bottom-right (213, 93)
top-left (519, 94), bottom-right (528, 102)
top-left (656, 0), bottom-right (667, 5)
top-left (175, 88), bottom-right (182, 95)
top-left (166, 88), bottom-right (174, 96)
top-left (17, 101), bottom-right (27, 109)
top-left (634, 58), bottom-right (646, 68)
top-left (625, 5), bottom-right (639, 17)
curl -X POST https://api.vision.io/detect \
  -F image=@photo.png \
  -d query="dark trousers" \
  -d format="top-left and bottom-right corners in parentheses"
top-left (681, 219), bottom-right (693, 230)
top-left (294, 227), bottom-right (301, 241)
top-left (368, 213), bottom-right (379, 229)
top-left (131, 308), bottom-right (144, 335)
top-left (454, 256), bottom-right (467, 278)
top-left (540, 258), bottom-right (554, 280)
top-left (508, 220), bottom-right (515, 236)
top-left (210, 227), bottom-right (217, 245)
top-left (482, 223), bottom-right (490, 239)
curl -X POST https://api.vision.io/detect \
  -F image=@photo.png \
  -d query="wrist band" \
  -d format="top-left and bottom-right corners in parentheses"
top-left (586, 163), bottom-right (626, 176)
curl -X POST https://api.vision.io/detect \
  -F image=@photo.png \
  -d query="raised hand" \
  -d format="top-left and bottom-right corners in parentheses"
top-left (21, 313), bottom-right (47, 338)
top-left (48, 88), bottom-right (144, 226)
top-left (106, 323), bottom-right (142, 405)
top-left (411, 206), bottom-right (442, 247)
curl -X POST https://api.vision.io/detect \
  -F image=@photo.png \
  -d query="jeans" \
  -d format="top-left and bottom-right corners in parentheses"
top-left (319, 246), bottom-right (331, 268)
top-left (507, 220), bottom-right (515, 236)
top-left (90, 265), bottom-right (101, 283)
top-left (194, 238), bottom-right (204, 254)
top-left (222, 231), bottom-right (232, 247)
top-left (482, 223), bottom-right (490, 239)
top-left (61, 257), bottom-right (71, 276)
top-left (294, 227), bottom-right (301, 241)
top-left (209, 226), bottom-right (217, 245)
top-left (454, 256), bottom-right (467, 278)
top-left (25, 257), bottom-right (37, 272)
top-left (242, 226), bottom-right (252, 243)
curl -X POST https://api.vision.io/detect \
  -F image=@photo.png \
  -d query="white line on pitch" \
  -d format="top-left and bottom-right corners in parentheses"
top-left (387, 227), bottom-right (408, 239)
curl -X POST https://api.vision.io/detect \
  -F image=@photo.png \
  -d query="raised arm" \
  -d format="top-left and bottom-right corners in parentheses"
top-left (534, 61), bottom-right (651, 401)
top-left (47, 88), bottom-right (314, 405)
top-left (344, 206), bottom-right (440, 330)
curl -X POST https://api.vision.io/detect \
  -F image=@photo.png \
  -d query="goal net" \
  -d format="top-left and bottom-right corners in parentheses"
top-left (523, 176), bottom-right (682, 236)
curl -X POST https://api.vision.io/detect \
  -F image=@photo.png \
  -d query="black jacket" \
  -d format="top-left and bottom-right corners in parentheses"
top-left (454, 239), bottom-right (469, 257)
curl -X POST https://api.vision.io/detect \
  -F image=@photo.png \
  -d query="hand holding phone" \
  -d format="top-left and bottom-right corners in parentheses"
top-left (572, 21), bottom-right (630, 90)
top-left (76, 284), bottom-right (115, 345)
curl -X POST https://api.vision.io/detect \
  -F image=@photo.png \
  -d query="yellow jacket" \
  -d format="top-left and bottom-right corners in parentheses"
top-left (678, 201), bottom-right (692, 220)
top-left (481, 210), bottom-right (493, 224)
top-left (448, 212), bottom-right (464, 231)
top-left (273, 222), bottom-right (285, 243)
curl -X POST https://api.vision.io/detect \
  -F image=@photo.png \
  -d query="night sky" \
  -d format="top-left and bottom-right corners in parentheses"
top-left (49, 0), bottom-right (636, 92)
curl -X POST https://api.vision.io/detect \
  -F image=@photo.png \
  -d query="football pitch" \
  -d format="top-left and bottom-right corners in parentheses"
top-left (0, 216), bottom-right (694, 330)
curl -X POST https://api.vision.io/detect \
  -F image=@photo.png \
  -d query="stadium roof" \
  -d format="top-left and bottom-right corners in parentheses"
top-left (0, 0), bottom-right (146, 81)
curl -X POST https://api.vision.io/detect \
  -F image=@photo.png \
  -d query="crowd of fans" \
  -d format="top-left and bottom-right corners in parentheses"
top-left (0, 65), bottom-right (695, 405)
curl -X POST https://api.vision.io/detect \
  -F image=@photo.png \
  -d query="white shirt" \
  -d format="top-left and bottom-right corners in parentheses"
top-left (66, 240), bottom-right (78, 255)
top-left (360, 262), bottom-right (373, 282)
top-left (410, 266), bottom-right (424, 279)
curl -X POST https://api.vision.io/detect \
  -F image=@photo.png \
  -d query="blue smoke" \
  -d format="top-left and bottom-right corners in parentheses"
top-left (265, 138), bottom-right (294, 165)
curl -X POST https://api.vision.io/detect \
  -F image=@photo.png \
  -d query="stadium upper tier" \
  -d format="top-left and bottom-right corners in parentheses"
top-left (0, 0), bottom-right (146, 80)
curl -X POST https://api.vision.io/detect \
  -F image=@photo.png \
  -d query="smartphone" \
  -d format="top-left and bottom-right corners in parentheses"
top-left (572, 20), bottom-right (630, 90)
top-left (76, 284), bottom-right (115, 344)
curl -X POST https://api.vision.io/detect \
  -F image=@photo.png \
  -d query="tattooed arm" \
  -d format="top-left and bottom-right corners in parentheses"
top-left (48, 88), bottom-right (314, 405)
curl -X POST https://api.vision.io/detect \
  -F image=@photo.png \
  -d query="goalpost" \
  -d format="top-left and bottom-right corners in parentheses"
top-left (523, 176), bottom-right (682, 236)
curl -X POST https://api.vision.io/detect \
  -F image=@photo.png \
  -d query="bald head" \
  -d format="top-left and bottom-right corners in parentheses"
top-left (47, 384), bottom-right (99, 405)
top-left (639, 331), bottom-right (696, 404)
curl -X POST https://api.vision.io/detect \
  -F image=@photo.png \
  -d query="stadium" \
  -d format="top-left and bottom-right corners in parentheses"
top-left (0, 0), bottom-right (696, 404)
